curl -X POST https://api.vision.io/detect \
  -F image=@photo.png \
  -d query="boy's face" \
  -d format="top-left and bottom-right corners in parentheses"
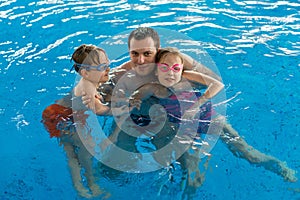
top-left (157, 54), bottom-right (183, 87)
top-left (82, 52), bottom-right (110, 85)
top-left (129, 37), bottom-right (157, 76)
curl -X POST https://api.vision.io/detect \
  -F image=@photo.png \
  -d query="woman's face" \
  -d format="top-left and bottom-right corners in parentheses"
top-left (157, 54), bottom-right (183, 87)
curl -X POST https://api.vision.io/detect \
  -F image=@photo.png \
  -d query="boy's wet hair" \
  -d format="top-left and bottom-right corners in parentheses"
top-left (155, 47), bottom-right (184, 64)
top-left (71, 44), bottom-right (107, 73)
top-left (128, 27), bottom-right (160, 49)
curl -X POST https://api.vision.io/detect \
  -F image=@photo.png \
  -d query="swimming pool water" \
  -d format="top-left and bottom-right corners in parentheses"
top-left (0, 0), bottom-right (299, 199)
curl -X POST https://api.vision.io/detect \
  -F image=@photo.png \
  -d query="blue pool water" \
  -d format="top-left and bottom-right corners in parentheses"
top-left (1, 0), bottom-right (300, 199)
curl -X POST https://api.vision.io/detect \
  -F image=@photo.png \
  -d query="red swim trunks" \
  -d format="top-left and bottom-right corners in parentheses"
top-left (41, 104), bottom-right (73, 138)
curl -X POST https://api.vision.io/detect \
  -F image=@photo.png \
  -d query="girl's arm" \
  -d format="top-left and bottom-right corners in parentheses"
top-left (182, 70), bottom-right (224, 105)
top-left (181, 53), bottom-right (221, 81)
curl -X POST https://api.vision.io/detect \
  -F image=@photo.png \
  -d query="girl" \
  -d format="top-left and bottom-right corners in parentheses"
top-left (128, 47), bottom-right (224, 192)
top-left (129, 47), bottom-right (224, 134)
top-left (130, 47), bottom-right (297, 192)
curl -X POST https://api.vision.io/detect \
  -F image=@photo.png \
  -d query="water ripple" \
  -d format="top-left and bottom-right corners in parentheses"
top-left (0, 1), bottom-right (300, 199)
top-left (1, 0), bottom-right (299, 73)
top-left (25, 31), bottom-right (88, 60)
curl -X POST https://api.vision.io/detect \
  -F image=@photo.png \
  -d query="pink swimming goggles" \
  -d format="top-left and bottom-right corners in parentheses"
top-left (157, 63), bottom-right (183, 73)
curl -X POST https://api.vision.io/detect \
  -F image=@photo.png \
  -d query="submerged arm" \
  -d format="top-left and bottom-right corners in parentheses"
top-left (94, 94), bottom-right (110, 115)
top-left (129, 83), bottom-right (170, 109)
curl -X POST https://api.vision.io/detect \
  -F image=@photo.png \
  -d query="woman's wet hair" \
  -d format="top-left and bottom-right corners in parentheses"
top-left (155, 47), bottom-right (184, 64)
top-left (128, 27), bottom-right (160, 49)
top-left (71, 44), bottom-right (107, 73)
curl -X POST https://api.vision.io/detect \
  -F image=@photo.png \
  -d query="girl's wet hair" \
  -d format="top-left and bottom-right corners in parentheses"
top-left (71, 44), bottom-right (107, 73)
top-left (155, 47), bottom-right (184, 64)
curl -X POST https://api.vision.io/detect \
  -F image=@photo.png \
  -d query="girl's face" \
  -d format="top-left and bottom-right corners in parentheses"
top-left (157, 54), bottom-right (183, 87)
